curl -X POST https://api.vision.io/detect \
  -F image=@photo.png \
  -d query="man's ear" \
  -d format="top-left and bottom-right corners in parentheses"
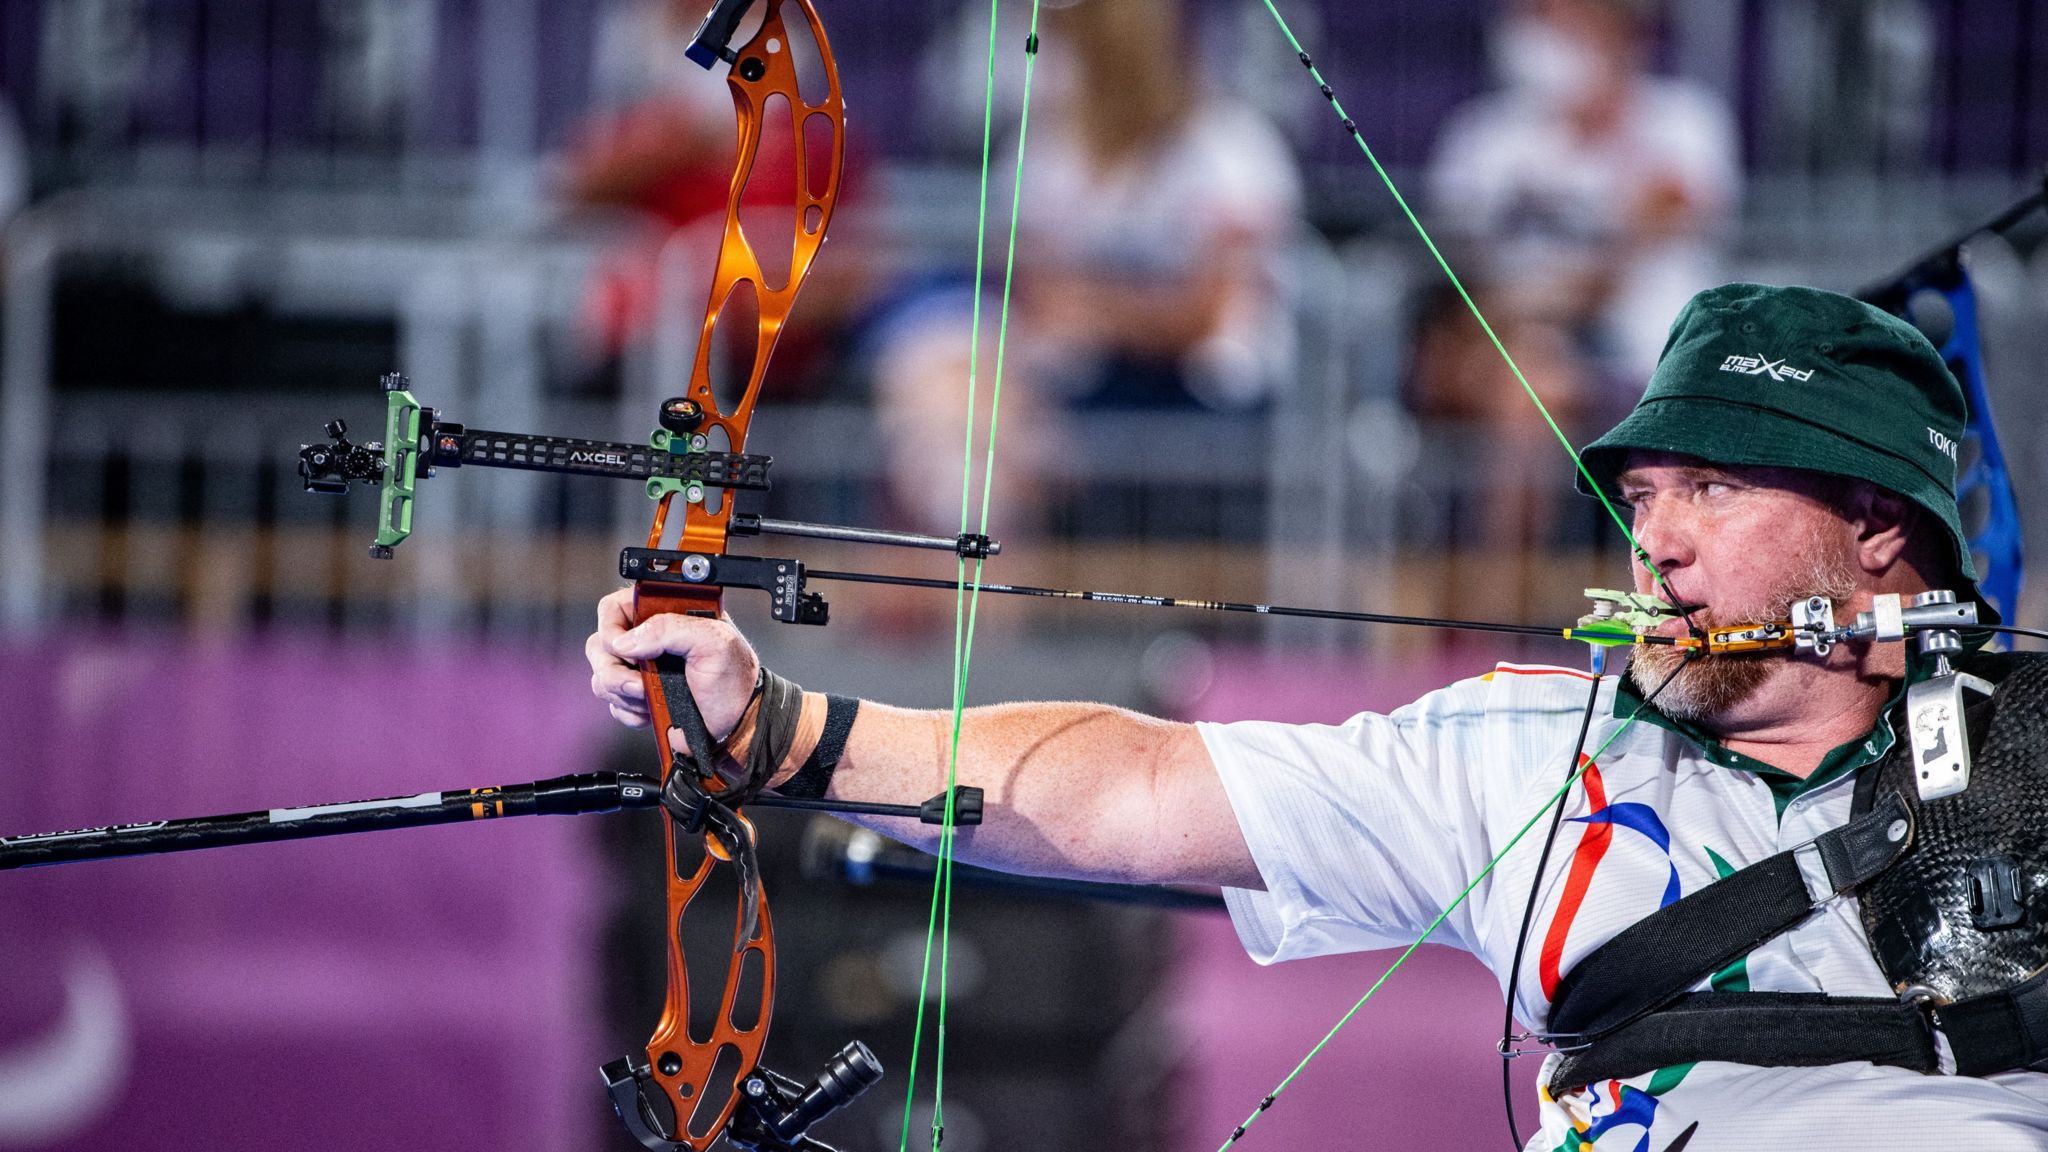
top-left (1854, 486), bottom-right (1915, 573)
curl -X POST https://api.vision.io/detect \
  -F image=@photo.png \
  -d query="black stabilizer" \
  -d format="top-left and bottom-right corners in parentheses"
top-left (726, 1042), bottom-right (885, 1152)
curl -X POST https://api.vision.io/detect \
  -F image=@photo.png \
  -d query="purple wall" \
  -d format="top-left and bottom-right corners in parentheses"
top-left (0, 633), bottom-right (611, 1151)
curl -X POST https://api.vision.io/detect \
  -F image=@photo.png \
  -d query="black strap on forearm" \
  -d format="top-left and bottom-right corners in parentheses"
top-left (776, 694), bottom-right (859, 800)
top-left (739, 668), bottom-right (806, 800)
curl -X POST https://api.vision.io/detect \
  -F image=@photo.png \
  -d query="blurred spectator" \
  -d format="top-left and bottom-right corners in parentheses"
top-left (318, 0), bottom-right (437, 147)
top-left (873, 0), bottom-right (1304, 535)
top-left (563, 0), bottom-right (869, 393)
top-left (1414, 0), bottom-right (1738, 545)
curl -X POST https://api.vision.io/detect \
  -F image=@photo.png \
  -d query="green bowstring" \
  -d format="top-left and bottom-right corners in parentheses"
top-left (898, 1), bottom-right (1044, 1148)
top-left (1214, 2), bottom-right (1694, 1146)
top-left (900, 4), bottom-right (1687, 1146)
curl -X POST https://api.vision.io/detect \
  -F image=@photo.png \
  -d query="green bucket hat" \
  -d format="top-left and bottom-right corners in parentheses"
top-left (1577, 282), bottom-right (1983, 598)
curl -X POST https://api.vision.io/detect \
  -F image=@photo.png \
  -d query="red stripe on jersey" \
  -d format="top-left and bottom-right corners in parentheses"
top-left (1539, 758), bottom-right (1610, 1001)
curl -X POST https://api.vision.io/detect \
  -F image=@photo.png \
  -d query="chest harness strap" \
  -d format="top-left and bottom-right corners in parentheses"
top-left (1540, 780), bottom-right (2048, 1093)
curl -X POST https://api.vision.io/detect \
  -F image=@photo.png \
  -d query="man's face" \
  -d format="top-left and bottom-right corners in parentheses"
top-left (1614, 451), bottom-right (1862, 722)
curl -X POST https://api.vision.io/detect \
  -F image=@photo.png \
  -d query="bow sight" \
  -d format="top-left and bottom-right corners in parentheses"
top-left (300, 375), bottom-right (776, 559)
top-left (299, 373), bottom-right (997, 619)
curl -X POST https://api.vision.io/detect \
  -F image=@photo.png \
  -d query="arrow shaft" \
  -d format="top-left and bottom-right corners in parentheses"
top-left (804, 567), bottom-right (1680, 644)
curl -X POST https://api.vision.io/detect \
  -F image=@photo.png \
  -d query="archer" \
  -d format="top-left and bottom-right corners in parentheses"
top-left (592, 282), bottom-right (2048, 1150)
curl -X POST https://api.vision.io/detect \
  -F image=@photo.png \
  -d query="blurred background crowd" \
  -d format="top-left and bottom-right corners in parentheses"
top-left (0, 0), bottom-right (2046, 1149)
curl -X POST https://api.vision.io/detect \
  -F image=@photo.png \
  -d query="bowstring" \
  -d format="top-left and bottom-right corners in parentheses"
top-left (1214, 2), bottom-right (1698, 1146)
top-left (899, 0), bottom-right (1044, 1147)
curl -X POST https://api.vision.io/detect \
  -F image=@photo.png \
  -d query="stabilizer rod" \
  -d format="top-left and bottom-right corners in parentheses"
top-left (0, 775), bottom-right (981, 870)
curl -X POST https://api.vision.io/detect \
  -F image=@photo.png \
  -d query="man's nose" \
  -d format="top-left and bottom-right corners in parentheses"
top-left (1629, 496), bottom-right (1693, 579)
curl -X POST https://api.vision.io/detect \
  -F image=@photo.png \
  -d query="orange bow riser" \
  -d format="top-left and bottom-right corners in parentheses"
top-left (608, 1), bottom-right (854, 1148)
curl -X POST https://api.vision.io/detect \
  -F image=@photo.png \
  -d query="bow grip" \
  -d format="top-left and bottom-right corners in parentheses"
top-left (653, 653), bottom-right (723, 788)
top-left (633, 581), bottom-right (728, 786)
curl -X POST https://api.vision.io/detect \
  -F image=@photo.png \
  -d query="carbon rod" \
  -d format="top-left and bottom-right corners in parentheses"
top-left (1, 776), bottom-right (981, 870)
top-left (0, 772), bottom-right (649, 870)
top-left (805, 822), bottom-right (1224, 911)
top-left (748, 790), bottom-right (981, 824)
top-left (736, 515), bottom-right (1000, 556)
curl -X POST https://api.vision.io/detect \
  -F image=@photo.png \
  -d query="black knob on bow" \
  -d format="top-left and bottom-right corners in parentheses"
top-left (299, 419), bottom-right (382, 494)
top-left (602, 1043), bottom-right (882, 1152)
top-left (685, 0), bottom-right (757, 69)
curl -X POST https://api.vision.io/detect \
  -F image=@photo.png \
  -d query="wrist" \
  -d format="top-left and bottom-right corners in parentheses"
top-left (757, 691), bottom-right (828, 790)
top-left (709, 665), bottom-right (857, 801)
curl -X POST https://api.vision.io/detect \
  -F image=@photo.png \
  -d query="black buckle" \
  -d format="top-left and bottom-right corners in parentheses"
top-left (1498, 1029), bottom-right (1593, 1058)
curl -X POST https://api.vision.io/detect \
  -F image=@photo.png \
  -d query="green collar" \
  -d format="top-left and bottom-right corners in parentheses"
top-left (1611, 667), bottom-right (1904, 816)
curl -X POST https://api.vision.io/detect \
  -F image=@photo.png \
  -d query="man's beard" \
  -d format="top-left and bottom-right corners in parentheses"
top-left (1625, 528), bottom-right (1859, 724)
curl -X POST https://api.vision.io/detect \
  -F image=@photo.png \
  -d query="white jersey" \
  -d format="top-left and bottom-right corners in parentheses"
top-left (1199, 663), bottom-right (2048, 1151)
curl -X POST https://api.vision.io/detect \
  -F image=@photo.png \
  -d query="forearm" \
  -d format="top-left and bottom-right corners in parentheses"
top-left (588, 599), bottom-right (1256, 890)
top-left (776, 699), bottom-right (1255, 889)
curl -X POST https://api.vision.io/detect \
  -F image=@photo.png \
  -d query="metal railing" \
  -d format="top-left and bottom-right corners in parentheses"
top-left (0, 179), bottom-right (1357, 653)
